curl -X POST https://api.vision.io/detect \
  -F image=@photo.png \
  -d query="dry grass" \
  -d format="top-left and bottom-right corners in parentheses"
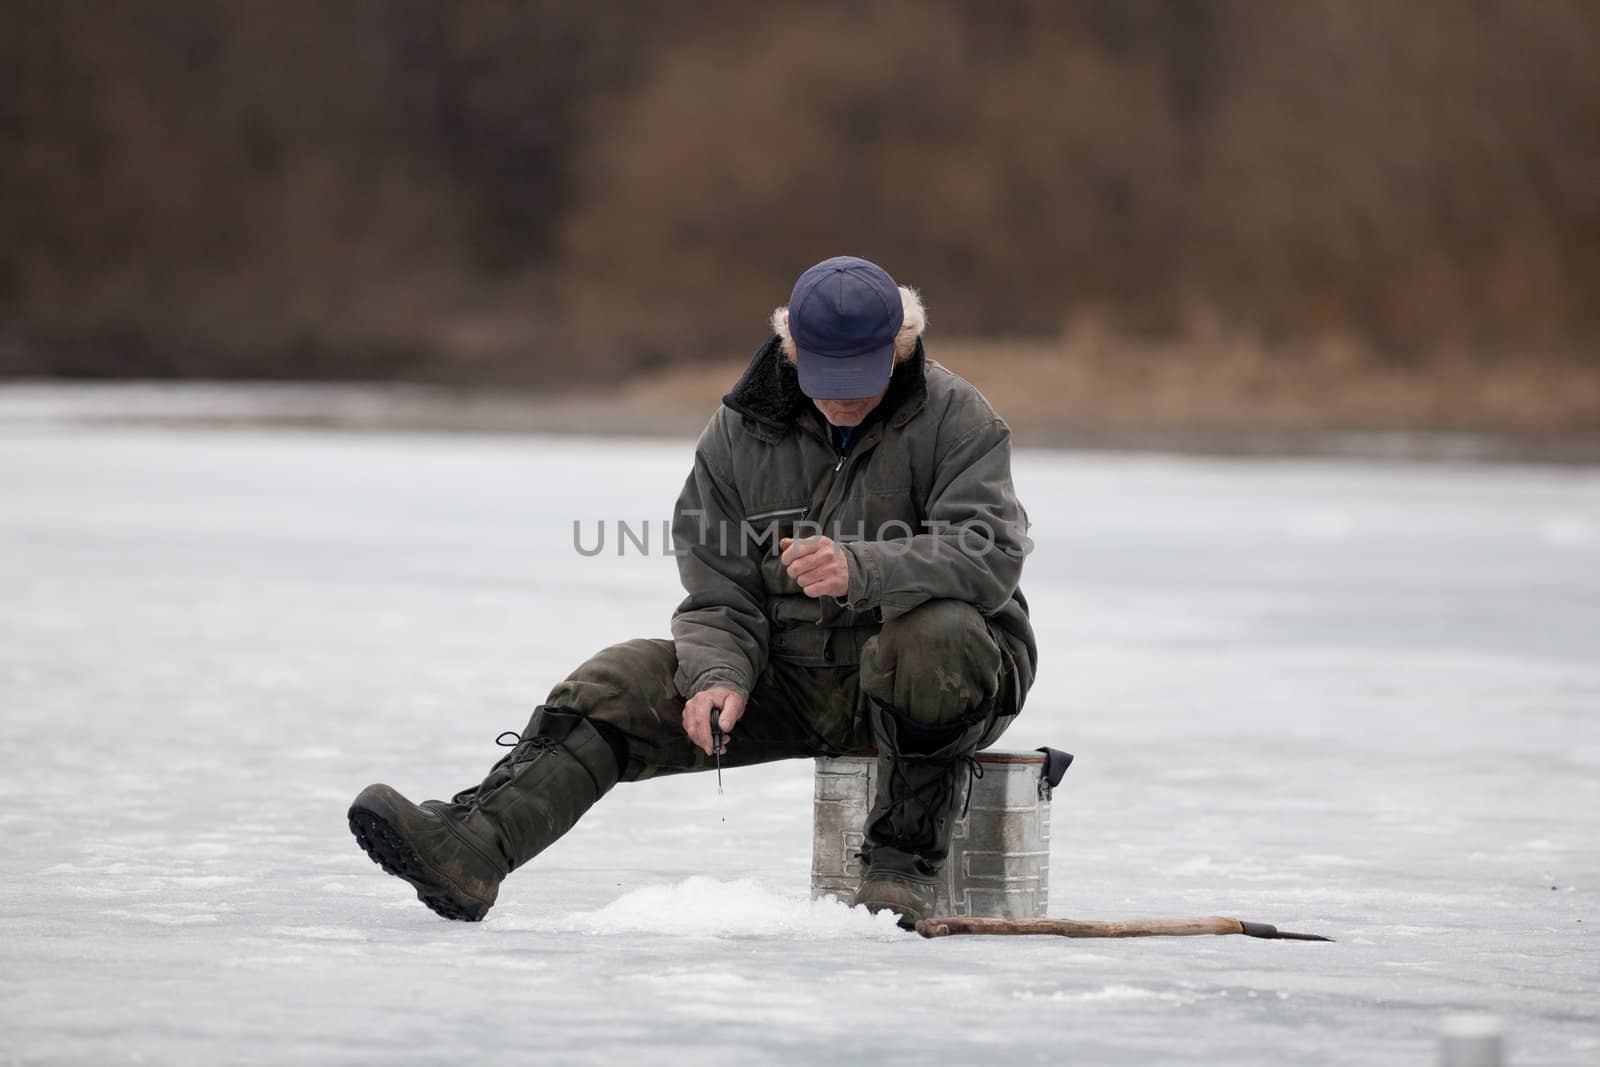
top-left (17, 332), bottom-right (1594, 462)
top-left (618, 328), bottom-right (1600, 444)
top-left (599, 324), bottom-right (1600, 464)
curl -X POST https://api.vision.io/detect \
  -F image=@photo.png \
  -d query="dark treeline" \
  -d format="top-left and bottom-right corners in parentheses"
top-left (3, 0), bottom-right (1597, 384)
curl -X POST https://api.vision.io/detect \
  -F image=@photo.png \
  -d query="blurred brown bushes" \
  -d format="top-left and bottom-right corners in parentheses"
top-left (2, 0), bottom-right (1597, 385)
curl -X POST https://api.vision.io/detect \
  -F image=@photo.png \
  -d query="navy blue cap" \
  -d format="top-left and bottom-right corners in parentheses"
top-left (788, 256), bottom-right (904, 399)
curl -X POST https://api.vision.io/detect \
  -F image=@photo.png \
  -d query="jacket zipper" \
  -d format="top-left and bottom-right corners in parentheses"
top-left (814, 430), bottom-right (881, 530)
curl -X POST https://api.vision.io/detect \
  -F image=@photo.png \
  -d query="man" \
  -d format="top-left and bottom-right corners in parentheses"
top-left (348, 255), bottom-right (1037, 927)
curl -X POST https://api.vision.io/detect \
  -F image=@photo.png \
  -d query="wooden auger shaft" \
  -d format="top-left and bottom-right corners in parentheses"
top-left (914, 915), bottom-right (1334, 942)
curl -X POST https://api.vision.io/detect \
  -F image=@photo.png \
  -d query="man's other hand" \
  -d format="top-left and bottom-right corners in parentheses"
top-left (682, 687), bottom-right (745, 756)
top-left (779, 536), bottom-right (850, 599)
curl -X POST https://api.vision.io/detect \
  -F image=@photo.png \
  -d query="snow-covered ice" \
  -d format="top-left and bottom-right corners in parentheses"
top-left (1, 422), bottom-right (1596, 1065)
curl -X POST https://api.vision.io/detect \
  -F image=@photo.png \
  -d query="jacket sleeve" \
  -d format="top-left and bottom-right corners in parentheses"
top-left (838, 415), bottom-right (1030, 620)
top-left (670, 419), bottom-right (768, 698)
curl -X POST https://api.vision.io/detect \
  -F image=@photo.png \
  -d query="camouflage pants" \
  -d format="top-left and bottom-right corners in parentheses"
top-left (544, 599), bottom-right (1022, 782)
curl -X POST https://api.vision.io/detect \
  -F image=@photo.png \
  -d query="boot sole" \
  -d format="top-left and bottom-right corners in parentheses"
top-left (347, 801), bottom-right (492, 923)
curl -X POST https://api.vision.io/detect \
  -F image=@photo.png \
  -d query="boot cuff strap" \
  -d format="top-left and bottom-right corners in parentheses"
top-left (529, 705), bottom-right (585, 743)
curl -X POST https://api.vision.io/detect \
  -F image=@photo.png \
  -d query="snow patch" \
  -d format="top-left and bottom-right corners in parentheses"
top-left (1287, 511), bottom-right (1355, 540)
top-left (162, 874), bottom-right (252, 889)
top-left (269, 925), bottom-right (371, 941)
top-left (1519, 838), bottom-right (1570, 853)
top-left (62, 885), bottom-right (128, 899)
top-left (1019, 984), bottom-right (1186, 1005)
top-left (502, 877), bottom-right (906, 940)
top-left (1288, 853), bottom-right (1370, 868)
top-left (1540, 516), bottom-right (1596, 547)
top-left (99, 908), bottom-right (220, 926)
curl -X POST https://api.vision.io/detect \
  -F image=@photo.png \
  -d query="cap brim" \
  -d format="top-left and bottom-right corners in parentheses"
top-left (795, 341), bottom-right (895, 400)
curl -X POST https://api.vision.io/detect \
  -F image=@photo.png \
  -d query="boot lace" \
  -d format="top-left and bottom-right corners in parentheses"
top-left (494, 730), bottom-right (561, 759)
top-left (874, 753), bottom-right (985, 855)
top-left (960, 756), bottom-right (984, 818)
top-left (448, 731), bottom-right (560, 805)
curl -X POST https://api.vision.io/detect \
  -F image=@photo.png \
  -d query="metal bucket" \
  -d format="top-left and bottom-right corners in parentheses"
top-left (810, 748), bottom-right (1070, 919)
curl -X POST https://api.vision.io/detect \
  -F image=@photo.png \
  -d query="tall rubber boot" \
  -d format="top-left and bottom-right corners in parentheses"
top-left (348, 705), bottom-right (619, 921)
top-left (854, 699), bottom-right (988, 928)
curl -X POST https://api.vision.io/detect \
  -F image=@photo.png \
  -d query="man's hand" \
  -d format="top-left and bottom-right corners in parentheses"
top-left (780, 536), bottom-right (850, 599)
top-left (682, 687), bottom-right (745, 756)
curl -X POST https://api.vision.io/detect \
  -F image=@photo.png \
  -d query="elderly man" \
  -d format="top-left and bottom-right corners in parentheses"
top-left (349, 255), bottom-right (1036, 927)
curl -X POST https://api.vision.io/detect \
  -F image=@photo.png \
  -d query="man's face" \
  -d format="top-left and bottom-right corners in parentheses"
top-left (812, 386), bottom-right (889, 428)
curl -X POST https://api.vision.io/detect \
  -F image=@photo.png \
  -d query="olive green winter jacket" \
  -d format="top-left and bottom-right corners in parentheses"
top-left (670, 335), bottom-right (1037, 717)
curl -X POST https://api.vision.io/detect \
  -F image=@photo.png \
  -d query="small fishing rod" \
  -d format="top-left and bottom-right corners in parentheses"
top-left (710, 707), bottom-right (724, 794)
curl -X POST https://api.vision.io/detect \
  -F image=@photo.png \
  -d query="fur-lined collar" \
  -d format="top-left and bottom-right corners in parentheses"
top-left (723, 336), bottom-right (928, 439)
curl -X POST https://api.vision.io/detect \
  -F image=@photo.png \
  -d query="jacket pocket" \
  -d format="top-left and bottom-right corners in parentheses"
top-left (743, 504), bottom-right (810, 553)
top-left (743, 503), bottom-right (810, 524)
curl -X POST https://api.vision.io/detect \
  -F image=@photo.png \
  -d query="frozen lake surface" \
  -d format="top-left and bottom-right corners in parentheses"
top-left (1, 423), bottom-right (1596, 1065)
